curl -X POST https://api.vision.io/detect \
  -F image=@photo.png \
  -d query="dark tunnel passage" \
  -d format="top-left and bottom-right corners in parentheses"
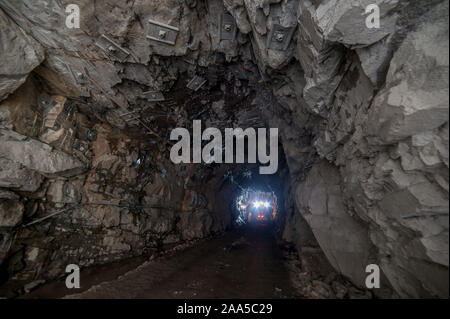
top-left (0, 0), bottom-right (448, 300)
top-left (9, 158), bottom-right (350, 299)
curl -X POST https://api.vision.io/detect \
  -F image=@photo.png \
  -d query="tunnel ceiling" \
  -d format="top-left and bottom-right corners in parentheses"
top-left (0, 0), bottom-right (449, 298)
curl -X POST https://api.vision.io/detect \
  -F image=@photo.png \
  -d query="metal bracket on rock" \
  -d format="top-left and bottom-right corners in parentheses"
top-left (38, 96), bottom-right (58, 111)
top-left (267, 24), bottom-right (295, 51)
top-left (142, 91), bottom-right (165, 102)
top-left (147, 19), bottom-right (179, 46)
top-left (219, 13), bottom-right (237, 42)
top-left (186, 75), bottom-right (207, 91)
top-left (66, 63), bottom-right (89, 85)
top-left (95, 34), bottom-right (130, 62)
top-left (119, 110), bottom-right (141, 123)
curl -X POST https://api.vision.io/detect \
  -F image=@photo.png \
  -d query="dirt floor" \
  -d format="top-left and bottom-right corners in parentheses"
top-left (25, 224), bottom-right (298, 299)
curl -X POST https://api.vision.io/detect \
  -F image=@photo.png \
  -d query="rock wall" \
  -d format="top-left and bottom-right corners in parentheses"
top-left (0, 0), bottom-right (448, 298)
top-left (0, 0), bottom-right (264, 296)
top-left (0, 83), bottom-right (230, 296)
top-left (271, 0), bottom-right (449, 298)
top-left (237, 0), bottom-right (449, 297)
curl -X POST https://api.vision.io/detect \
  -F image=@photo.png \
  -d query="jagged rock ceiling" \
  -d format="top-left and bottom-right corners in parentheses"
top-left (0, 0), bottom-right (448, 298)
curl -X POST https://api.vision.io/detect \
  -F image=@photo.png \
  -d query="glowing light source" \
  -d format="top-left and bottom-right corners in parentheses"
top-left (252, 201), bottom-right (271, 209)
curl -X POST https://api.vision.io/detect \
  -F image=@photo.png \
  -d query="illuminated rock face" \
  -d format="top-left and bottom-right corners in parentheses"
top-left (0, 0), bottom-right (448, 298)
top-left (0, 7), bottom-right (44, 100)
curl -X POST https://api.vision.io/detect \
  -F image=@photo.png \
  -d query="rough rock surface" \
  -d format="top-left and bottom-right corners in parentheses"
top-left (295, 161), bottom-right (373, 287)
top-left (0, 0), bottom-right (448, 298)
top-left (0, 7), bottom-right (44, 100)
top-left (0, 129), bottom-right (86, 178)
top-left (283, 0), bottom-right (448, 298)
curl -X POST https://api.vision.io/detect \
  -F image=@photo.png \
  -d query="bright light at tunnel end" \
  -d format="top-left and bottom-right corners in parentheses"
top-left (235, 189), bottom-right (277, 225)
top-left (252, 201), bottom-right (271, 208)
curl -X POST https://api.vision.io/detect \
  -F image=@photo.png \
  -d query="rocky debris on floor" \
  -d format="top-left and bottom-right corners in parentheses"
top-left (283, 246), bottom-right (377, 299)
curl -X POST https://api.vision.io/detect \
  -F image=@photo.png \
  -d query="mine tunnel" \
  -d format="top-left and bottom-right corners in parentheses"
top-left (0, 0), bottom-right (448, 300)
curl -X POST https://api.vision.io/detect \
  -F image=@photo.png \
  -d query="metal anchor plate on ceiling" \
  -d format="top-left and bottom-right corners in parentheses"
top-left (147, 19), bottom-right (179, 46)
top-left (57, 103), bottom-right (75, 125)
top-left (123, 115), bottom-right (141, 123)
top-left (95, 34), bottom-right (130, 62)
top-left (142, 90), bottom-right (165, 102)
top-left (66, 63), bottom-right (89, 85)
top-left (118, 109), bottom-right (141, 122)
top-left (187, 75), bottom-right (207, 91)
top-left (219, 13), bottom-right (237, 41)
top-left (38, 94), bottom-right (58, 111)
top-left (161, 99), bottom-right (178, 108)
top-left (267, 24), bottom-right (296, 51)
